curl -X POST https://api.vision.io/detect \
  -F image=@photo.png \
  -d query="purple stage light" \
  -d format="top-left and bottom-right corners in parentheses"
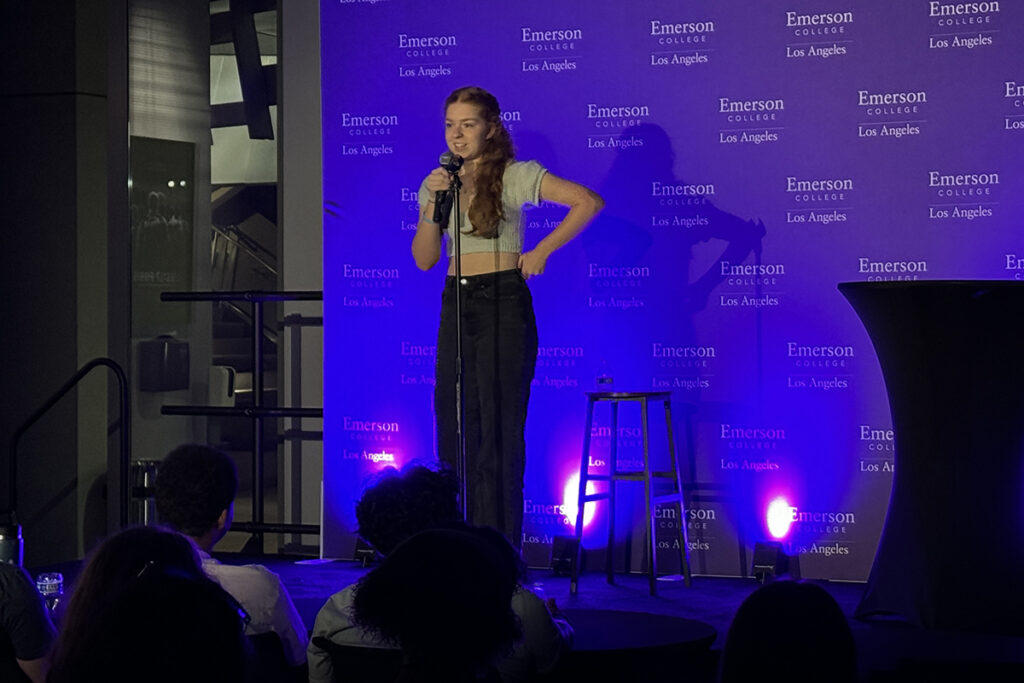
top-left (364, 449), bottom-right (397, 469)
top-left (563, 474), bottom-right (598, 530)
top-left (766, 496), bottom-right (795, 539)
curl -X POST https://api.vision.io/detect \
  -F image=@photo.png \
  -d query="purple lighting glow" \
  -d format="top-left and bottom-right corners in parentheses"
top-left (563, 474), bottom-right (598, 530)
top-left (366, 451), bottom-right (396, 471)
top-left (320, 0), bottom-right (1024, 579)
top-left (767, 497), bottom-right (796, 539)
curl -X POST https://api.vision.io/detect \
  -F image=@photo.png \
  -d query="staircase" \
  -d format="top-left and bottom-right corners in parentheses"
top-left (209, 184), bottom-right (286, 553)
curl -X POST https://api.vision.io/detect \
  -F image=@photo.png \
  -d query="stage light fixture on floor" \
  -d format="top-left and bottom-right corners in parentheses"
top-left (353, 538), bottom-right (377, 567)
top-left (751, 541), bottom-right (788, 584)
top-left (550, 535), bottom-right (581, 577)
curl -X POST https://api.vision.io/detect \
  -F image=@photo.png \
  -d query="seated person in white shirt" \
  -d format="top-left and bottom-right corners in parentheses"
top-left (154, 443), bottom-right (309, 668)
top-left (307, 464), bottom-right (573, 683)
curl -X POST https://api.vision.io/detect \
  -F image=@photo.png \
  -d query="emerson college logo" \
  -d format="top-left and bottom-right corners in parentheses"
top-left (928, 169), bottom-right (998, 221)
top-left (648, 17), bottom-right (714, 67)
top-left (718, 96), bottom-right (783, 145)
top-left (521, 26), bottom-right (582, 74)
top-left (856, 89), bottom-right (926, 138)
top-left (784, 9), bottom-right (852, 60)
top-left (928, 2), bottom-right (999, 50)
top-left (339, 112), bottom-right (397, 157)
top-left (397, 32), bottom-right (456, 79)
top-left (785, 175), bottom-right (852, 225)
top-left (585, 103), bottom-right (651, 152)
top-left (1005, 81), bottom-right (1024, 131)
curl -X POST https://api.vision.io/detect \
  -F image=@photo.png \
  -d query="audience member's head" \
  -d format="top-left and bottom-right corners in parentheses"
top-left (355, 464), bottom-right (461, 555)
top-left (48, 526), bottom-right (250, 683)
top-left (468, 523), bottom-right (527, 586)
top-left (352, 526), bottom-right (521, 682)
top-left (718, 579), bottom-right (858, 683)
top-left (59, 525), bottom-right (204, 628)
top-left (155, 443), bottom-right (238, 550)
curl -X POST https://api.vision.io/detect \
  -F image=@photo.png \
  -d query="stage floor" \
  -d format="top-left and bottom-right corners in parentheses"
top-left (262, 555), bottom-right (1024, 682)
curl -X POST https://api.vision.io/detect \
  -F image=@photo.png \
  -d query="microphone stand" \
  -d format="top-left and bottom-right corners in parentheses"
top-left (446, 170), bottom-right (468, 519)
top-left (753, 221), bottom-right (764, 415)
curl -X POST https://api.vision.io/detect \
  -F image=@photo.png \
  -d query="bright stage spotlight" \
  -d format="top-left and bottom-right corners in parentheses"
top-left (766, 496), bottom-right (795, 539)
top-left (755, 497), bottom-right (798, 583)
top-left (563, 473), bottom-right (598, 529)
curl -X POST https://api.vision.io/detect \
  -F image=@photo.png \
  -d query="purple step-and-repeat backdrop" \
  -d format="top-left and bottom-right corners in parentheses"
top-left (320, 0), bottom-right (1024, 579)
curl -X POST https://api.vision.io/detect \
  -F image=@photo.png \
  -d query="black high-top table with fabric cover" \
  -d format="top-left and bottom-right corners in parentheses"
top-left (839, 281), bottom-right (1024, 636)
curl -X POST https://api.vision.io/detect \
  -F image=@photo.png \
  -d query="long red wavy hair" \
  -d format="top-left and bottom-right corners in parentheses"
top-left (445, 86), bottom-right (515, 239)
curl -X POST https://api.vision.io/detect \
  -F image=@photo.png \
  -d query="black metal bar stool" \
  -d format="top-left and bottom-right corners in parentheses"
top-left (571, 391), bottom-right (693, 596)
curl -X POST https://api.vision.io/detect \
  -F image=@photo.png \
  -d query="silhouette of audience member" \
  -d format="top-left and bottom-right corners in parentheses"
top-left (0, 560), bottom-right (55, 683)
top-left (308, 464), bottom-right (573, 683)
top-left (47, 526), bottom-right (250, 683)
top-left (352, 527), bottom-right (521, 683)
top-left (154, 443), bottom-right (309, 666)
top-left (718, 579), bottom-right (858, 683)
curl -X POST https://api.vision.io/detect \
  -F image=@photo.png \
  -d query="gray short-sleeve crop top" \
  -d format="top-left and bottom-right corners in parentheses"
top-left (418, 160), bottom-right (547, 256)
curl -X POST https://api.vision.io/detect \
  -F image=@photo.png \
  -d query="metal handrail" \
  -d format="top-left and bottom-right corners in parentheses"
top-left (8, 357), bottom-right (131, 526)
top-left (210, 224), bottom-right (282, 342)
top-left (161, 406), bottom-right (322, 418)
top-left (211, 223), bottom-right (278, 277)
top-left (160, 290), bottom-right (322, 303)
top-left (281, 313), bottom-right (323, 328)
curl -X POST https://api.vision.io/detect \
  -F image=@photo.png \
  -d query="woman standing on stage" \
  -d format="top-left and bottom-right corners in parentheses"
top-left (412, 86), bottom-right (604, 547)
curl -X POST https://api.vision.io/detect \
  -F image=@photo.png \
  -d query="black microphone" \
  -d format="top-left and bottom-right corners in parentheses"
top-left (439, 151), bottom-right (464, 173)
top-left (432, 152), bottom-right (464, 224)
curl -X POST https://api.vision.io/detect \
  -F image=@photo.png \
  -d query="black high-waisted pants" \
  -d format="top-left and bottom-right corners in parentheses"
top-left (435, 269), bottom-right (538, 547)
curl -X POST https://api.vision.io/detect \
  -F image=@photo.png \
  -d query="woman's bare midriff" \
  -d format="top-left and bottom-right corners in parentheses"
top-left (447, 251), bottom-right (520, 276)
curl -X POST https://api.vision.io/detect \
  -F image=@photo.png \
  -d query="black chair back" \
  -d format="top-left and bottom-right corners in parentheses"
top-left (248, 631), bottom-right (304, 683)
top-left (311, 636), bottom-right (404, 683)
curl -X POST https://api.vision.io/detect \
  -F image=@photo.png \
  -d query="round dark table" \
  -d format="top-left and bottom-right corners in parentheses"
top-left (559, 608), bottom-right (717, 679)
top-left (840, 281), bottom-right (1024, 636)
